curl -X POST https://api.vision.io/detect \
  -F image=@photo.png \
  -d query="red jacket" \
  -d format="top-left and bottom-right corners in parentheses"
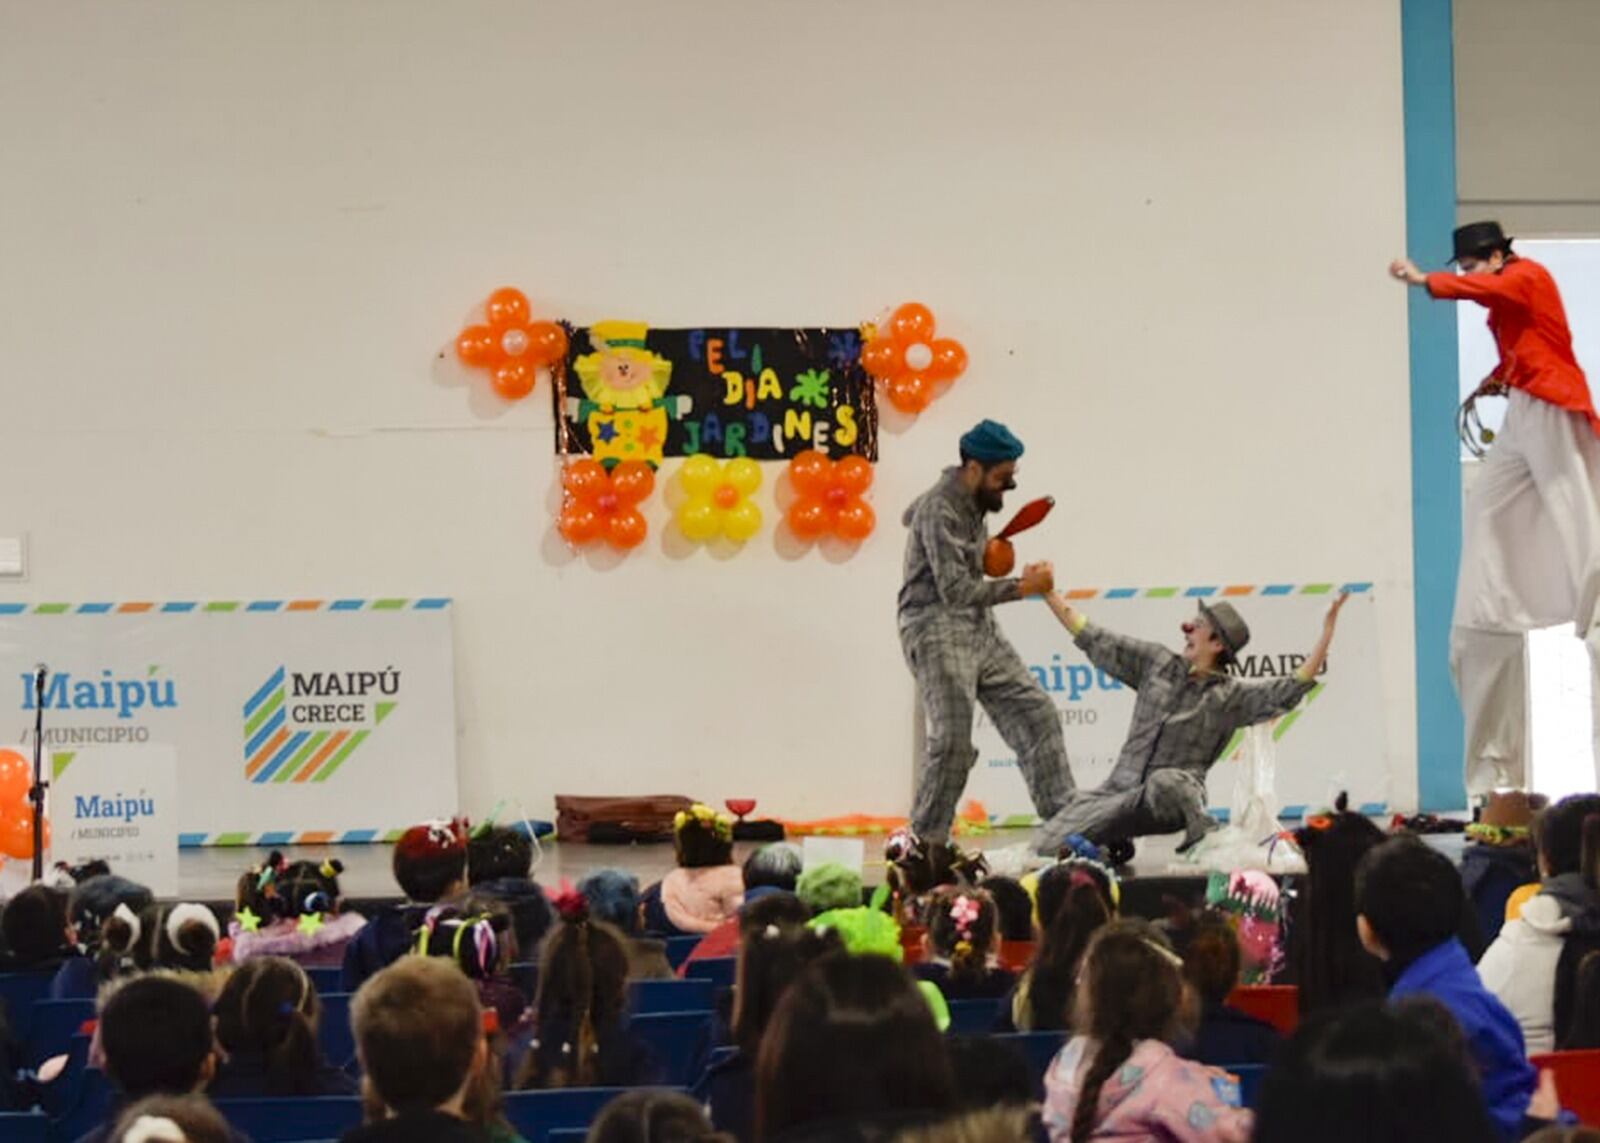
top-left (1427, 257), bottom-right (1599, 436)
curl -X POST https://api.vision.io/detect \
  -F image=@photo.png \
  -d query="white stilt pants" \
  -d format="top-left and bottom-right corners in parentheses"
top-left (1453, 390), bottom-right (1600, 794)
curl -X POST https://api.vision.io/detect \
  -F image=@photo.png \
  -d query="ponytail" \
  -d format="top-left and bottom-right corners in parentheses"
top-left (215, 957), bottom-right (325, 1095)
top-left (1029, 875), bottom-right (1113, 1029)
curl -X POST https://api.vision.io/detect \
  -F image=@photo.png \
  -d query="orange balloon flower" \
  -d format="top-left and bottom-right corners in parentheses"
top-left (860, 302), bottom-right (968, 415)
top-left (558, 459), bottom-right (654, 550)
top-left (785, 450), bottom-right (876, 542)
top-left (455, 287), bottom-right (570, 401)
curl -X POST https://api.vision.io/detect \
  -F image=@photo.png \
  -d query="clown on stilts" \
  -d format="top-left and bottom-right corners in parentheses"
top-left (1392, 222), bottom-right (1600, 798)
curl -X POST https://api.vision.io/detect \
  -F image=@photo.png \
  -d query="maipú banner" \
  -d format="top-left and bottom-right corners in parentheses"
top-left (965, 584), bottom-right (1384, 824)
top-left (0, 599), bottom-right (458, 844)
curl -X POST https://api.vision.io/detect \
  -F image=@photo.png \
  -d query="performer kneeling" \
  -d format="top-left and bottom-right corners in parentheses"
top-left (1034, 592), bottom-right (1347, 861)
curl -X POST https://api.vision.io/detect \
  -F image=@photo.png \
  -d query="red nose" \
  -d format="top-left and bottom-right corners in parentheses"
top-left (1181, 621), bottom-right (1196, 635)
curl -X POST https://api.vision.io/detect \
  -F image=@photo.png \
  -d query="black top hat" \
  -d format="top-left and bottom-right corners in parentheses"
top-left (1451, 221), bottom-right (1513, 263)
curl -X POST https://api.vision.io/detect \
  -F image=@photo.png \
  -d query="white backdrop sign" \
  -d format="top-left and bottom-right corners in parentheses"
top-left (0, 599), bottom-right (458, 844)
top-left (50, 744), bottom-right (179, 894)
top-left (965, 585), bottom-right (1385, 823)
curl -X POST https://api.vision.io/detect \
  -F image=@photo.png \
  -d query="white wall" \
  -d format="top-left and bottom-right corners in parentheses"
top-left (0, 1), bottom-right (1417, 821)
top-left (1456, 0), bottom-right (1600, 234)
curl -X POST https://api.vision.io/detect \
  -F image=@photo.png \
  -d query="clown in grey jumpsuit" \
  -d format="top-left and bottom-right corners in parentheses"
top-left (898, 468), bottom-right (1076, 842)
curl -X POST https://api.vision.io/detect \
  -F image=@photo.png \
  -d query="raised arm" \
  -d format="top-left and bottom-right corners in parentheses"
top-left (1232, 592), bottom-right (1348, 724)
top-left (1044, 592), bottom-right (1169, 689)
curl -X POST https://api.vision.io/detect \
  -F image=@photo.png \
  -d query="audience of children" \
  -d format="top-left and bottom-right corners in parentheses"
top-left (466, 824), bottom-right (555, 956)
top-left (229, 851), bottom-right (365, 968)
top-left (1478, 793), bottom-right (1600, 1052)
top-left (913, 886), bottom-right (1016, 1001)
top-left (579, 869), bottom-right (674, 979)
top-left (210, 955), bottom-right (357, 1097)
top-left (641, 804), bottom-right (745, 937)
top-left (1042, 919), bottom-right (1250, 1143)
top-left (884, 831), bottom-right (988, 925)
top-left (10, 800), bottom-right (1600, 1142)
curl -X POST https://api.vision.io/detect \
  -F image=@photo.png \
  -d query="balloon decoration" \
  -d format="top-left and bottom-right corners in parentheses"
top-left (455, 287), bottom-right (570, 401)
top-left (785, 450), bottom-right (876, 542)
top-left (676, 455), bottom-right (763, 543)
top-left (0, 748), bottom-right (47, 862)
top-left (558, 459), bottom-right (655, 550)
top-left (860, 302), bottom-right (968, 415)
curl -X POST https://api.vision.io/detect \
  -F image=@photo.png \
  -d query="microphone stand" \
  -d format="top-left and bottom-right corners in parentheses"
top-left (30, 666), bottom-right (47, 882)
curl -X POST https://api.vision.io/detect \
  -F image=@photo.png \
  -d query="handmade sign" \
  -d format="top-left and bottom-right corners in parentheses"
top-left (553, 322), bottom-right (879, 464)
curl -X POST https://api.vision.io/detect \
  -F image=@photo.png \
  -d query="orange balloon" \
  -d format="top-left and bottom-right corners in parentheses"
top-left (562, 460), bottom-right (608, 500)
top-left (890, 302), bottom-right (936, 344)
top-left (789, 451), bottom-right (833, 498)
top-left (559, 505), bottom-right (603, 545)
top-left (887, 374), bottom-right (933, 414)
top-left (491, 361), bottom-right (535, 400)
top-left (610, 462), bottom-right (656, 505)
top-left (788, 499), bottom-right (830, 540)
top-left (926, 338), bottom-right (968, 383)
top-left (0, 749), bottom-right (28, 807)
top-left (527, 321), bottom-right (569, 366)
top-left (485, 287), bottom-right (531, 328)
top-left (835, 500), bottom-right (876, 541)
top-left (607, 509), bottom-right (648, 549)
top-left (0, 806), bottom-right (36, 861)
top-left (455, 324), bottom-right (500, 367)
top-left (860, 338), bottom-right (901, 380)
top-left (834, 455), bottom-right (874, 496)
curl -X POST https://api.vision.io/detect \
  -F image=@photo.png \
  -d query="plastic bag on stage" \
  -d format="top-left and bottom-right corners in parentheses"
top-left (1177, 725), bottom-right (1305, 874)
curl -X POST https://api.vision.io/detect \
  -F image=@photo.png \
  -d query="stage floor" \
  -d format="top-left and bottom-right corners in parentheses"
top-left (174, 828), bottom-right (1204, 903)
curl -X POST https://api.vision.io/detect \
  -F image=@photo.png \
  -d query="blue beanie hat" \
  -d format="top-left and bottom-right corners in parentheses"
top-left (960, 420), bottom-right (1024, 463)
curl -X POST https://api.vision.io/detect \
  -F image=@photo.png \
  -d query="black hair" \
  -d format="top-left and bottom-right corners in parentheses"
top-left (731, 920), bottom-right (842, 1054)
top-left (1, 885), bottom-right (71, 965)
top-left (588, 1089), bottom-right (731, 1143)
top-left (755, 954), bottom-right (955, 1140)
top-left (99, 902), bottom-right (219, 976)
top-left (1253, 1000), bottom-right (1498, 1143)
top-left (977, 876), bottom-right (1033, 942)
top-left (69, 875), bottom-right (153, 946)
top-left (517, 915), bottom-right (632, 1089)
top-left (943, 1035), bottom-right (1034, 1110)
top-left (1536, 795), bottom-right (1600, 876)
top-left (1026, 863), bottom-right (1115, 1030)
top-left (1355, 837), bottom-right (1463, 967)
top-left (1289, 793), bottom-right (1387, 1014)
top-left (468, 826), bottom-right (534, 884)
top-left (1183, 912), bottom-right (1244, 1007)
top-left (100, 976), bottom-right (215, 1098)
top-left (674, 811), bottom-right (734, 869)
top-left (213, 956), bottom-right (330, 1095)
top-left (393, 839), bottom-right (466, 903)
top-left (236, 851), bottom-right (344, 921)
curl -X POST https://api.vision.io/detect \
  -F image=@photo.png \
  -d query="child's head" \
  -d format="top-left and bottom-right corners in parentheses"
top-left (415, 900), bottom-right (515, 980)
top-left (1355, 837), bottom-right (1462, 966)
top-left (976, 876), bottom-right (1032, 942)
top-left (578, 869), bottom-right (642, 934)
top-left (755, 954), bottom-right (955, 1141)
top-left (1291, 794), bottom-right (1387, 1010)
top-left (520, 894), bottom-right (632, 1088)
top-left (925, 887), bottom-right (999, 979)
top-left (795, 862), bottom-right (863, 915)
top-left (212, 956), bottom-right (326, 1095)
top-left (1535, 794), bottom-right (1600, 878)
top-left (392, 819), bottom-right (469, 903)
top-left (1565, 949), bottom-right (1600, 1050)
top-left (1066, 920), bottom-right (1189, 1143)
top-left (1026, 860), bottom-right (1117, 1030)
top-left (102, 902), bottom-right (220, 975)
top-left (885, 832), bottom-right (988, 911)
top-left (1183, 913), bottom-right (1244, 1007)
top-left (111, 1095), bottom-right (232, 1143)
top-left (467, 825), bottom-right (534, 886)
top-left (731, 919), bottom-right (842, 1054)
top-left (235, 851), bottom-right (344, 921)
top-left (100, 975), bottom-right (217, 1099)
top-left (943, 1035), bottom-right (1034, 1110)
top-left (1, 884), bottom-right (72, 964)
top-left (673, 803), bottom-right (734, 868)
top-left (70, 875), bottom-right (153, 946)
top-left (353, 955), bottom-right (485, 1116)
top-left (588, 1089), bottom-right (732, 1143)
top-left (738, 891), bottom-right (810, 936)
top-left (1253, 999), bottom-right (1498, 1143)
top-left (742, 843), bottom-right (802, 893)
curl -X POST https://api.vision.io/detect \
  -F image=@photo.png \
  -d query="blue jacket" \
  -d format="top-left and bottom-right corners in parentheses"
top-left (1390, 938), bottom-right (1535, 1138)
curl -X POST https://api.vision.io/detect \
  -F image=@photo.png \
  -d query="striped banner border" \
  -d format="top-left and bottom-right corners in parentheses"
top-left (1057, 582), bottom-right (1373, 602)
top-left (180, 829), bottom-right (410, 848)
top-left (0, 598), bottom-right (452, 615)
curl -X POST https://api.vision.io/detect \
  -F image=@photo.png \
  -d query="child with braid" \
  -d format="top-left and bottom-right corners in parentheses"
top-left (511, 888), bottom-right (658, 1090)
top-left (1043, 919), bottom-right (1249, 1143)
top-left (913, 887), bottom-right (1016, 1000)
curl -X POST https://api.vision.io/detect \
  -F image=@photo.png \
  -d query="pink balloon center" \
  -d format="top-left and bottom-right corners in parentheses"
top-left (825, 487), bottom-right (848, 508)
top-left (597, 493), bottom-right (619, 513)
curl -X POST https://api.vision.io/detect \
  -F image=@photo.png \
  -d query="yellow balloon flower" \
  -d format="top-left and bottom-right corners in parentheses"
top-left (675, 456), bottom-right (763, 543)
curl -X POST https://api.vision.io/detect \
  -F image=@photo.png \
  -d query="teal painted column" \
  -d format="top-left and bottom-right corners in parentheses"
top-left (1401, 0), bottom-right (1465, 810)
